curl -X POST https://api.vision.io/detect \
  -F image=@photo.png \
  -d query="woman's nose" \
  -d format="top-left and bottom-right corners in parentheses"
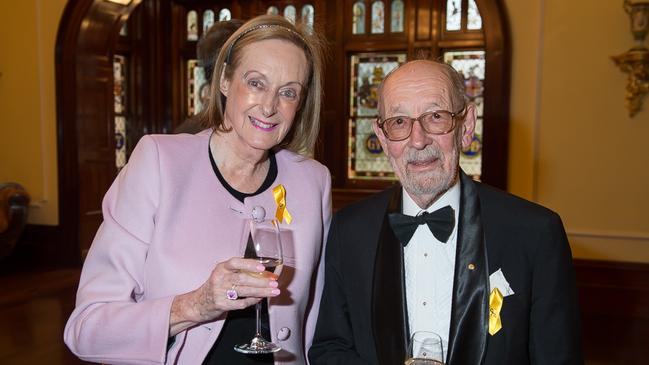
top-left (261, 93), bottom-right (278, 117)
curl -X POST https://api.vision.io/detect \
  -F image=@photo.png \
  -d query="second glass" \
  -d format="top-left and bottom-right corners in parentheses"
top-left (405, 331), bottom-right (445, 365)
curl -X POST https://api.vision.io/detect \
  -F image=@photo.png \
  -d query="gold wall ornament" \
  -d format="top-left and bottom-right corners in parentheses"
top-left (612, 0), bottom-right (649, 117)
top-left (612, 48), bottom-right (649, 117)
top-left (625, 0), bottom-right (649, 45)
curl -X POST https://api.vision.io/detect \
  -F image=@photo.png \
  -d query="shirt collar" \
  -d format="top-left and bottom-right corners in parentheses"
top-left (402, 180), bottom-right (461, 217)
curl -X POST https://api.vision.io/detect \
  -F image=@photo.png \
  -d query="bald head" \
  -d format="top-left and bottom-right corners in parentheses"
top-left (379, 60), bottom-right (467, 118)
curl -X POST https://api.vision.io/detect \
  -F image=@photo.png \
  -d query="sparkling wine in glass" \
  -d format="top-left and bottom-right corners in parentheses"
top-left (234, 218), bottom-right (283, 354)
top-left (405, 331), bottom-right (445, 365)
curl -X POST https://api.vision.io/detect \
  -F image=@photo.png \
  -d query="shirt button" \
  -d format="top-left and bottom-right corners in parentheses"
top-left (277, 327), bottom-right (291, 341)
top-left (424, 253), bottom-right (428, 257)
top-left (422, 301), bottom-right (427, 306)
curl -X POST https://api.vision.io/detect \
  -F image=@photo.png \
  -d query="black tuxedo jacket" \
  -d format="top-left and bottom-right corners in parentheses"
top-left (309, 173), bottom-right (583, 365)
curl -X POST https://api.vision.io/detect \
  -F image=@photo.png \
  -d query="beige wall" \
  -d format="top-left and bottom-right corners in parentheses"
top-left (0, 0), bottom-right (66, 225)
top-left (1, 0), bottom-right (648, 261)
top-left (506, 0), bottom-right (649, 262)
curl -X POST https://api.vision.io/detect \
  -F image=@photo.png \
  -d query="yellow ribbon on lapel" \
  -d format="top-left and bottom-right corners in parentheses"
top-left (488, 288), bottom-right (503, 335)
top-left (272, 184), bottom-right (292, 224)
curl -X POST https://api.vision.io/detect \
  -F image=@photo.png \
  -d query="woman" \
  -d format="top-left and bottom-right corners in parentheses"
top-left (64, 15), bottom-right (330, 365)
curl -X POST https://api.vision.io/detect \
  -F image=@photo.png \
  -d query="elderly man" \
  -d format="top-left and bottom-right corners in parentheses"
top-left (309, 60), bottom-right (582, 365)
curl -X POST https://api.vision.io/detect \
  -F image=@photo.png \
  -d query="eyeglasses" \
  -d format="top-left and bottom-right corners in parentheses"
top-left (376, 109), bottom-right (465, 142)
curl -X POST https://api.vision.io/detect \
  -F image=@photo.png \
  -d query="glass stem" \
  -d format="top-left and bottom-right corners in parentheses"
top-left (255, 300), bottom-right (262, 337)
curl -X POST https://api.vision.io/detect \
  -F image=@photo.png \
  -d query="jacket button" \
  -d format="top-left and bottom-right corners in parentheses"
top-left (277, 327), bottom-right (291, 341)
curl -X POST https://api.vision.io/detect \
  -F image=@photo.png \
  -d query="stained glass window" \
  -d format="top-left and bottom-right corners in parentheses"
top-left (371, 1), bottom-right (385, 34)
top-left (267, 6), bottom-right (279, 15)
top-left (348, 53), bottom-right (406, 180)
top-left (390, 0), bottom-right (404, 33)
top-left (302, 5), bottom-right (315, 33)
top-left (443, 50), bottom-right (486, 179)
top-left (467, 0), bottom-right (482, 30)
top-left (203, 10), bottom-right (214, 33)
top-left (219, 8), bottom-right (231, 21)
top-left (187, 60), bottom-right (207, 116)
top-left (115, 116), bottom-right (127, 170)
top-left (352, 1), bottom-right (366, 34)
top-left (113, 55), bottom-right (127, 170)
top-left (284, 5), bottom-right (297, 24)
top-left (187, 10), bottom-right (198, 41)
top-left (446, 0), bottom-right (461, 31)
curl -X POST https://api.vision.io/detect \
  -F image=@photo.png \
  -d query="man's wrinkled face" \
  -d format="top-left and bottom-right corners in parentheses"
top-left (373, 61), bottom-right (476, 207)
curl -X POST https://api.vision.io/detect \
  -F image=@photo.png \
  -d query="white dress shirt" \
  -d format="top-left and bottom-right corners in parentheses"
top-left (403, 182), bottom-right (460, 356)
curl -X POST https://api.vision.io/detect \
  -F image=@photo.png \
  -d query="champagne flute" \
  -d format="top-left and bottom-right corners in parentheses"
top-left (405, 331), bottom-right (444, 365)
top-left (234, 218), bottom-right (283, 354)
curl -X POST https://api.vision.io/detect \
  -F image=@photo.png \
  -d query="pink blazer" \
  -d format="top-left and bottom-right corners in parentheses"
top-left (64, 130), bottom-right (332, 364)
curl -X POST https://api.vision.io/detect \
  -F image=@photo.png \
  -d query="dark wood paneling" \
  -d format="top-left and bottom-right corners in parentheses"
top-left (476, 0), bottom-right (510, 189)
top-left (574, 259), bottom-right (649, 364)
top-left (1, 225), bottom-right (61, 274)
top-left (416, 0), bottom-right (433, 41)
top-left (332, 188), bottom-right (382, 212)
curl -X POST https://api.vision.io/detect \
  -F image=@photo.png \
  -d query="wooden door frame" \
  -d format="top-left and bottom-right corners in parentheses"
top-left (55, 0), bottom-right (141, 266)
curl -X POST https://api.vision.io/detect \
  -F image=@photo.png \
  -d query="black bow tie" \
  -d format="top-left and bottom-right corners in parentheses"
top-left (388, 205), bottom-right (456, 246)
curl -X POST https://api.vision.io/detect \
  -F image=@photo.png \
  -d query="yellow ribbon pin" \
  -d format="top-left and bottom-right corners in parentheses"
top-left (488, 287), bottom-right (503, 335)
top-left (272, 184), bottom-right (292, 224)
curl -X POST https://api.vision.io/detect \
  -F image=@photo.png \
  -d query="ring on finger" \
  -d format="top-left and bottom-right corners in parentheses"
top-left (225, 284), bottom-right (238, 300)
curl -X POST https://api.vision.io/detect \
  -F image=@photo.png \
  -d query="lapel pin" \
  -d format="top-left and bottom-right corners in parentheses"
top-left (468, 263), bottom-right (476, 270)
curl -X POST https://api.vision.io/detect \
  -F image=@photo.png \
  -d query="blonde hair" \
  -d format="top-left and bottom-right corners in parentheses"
top-left (200, 15), bottom-right (326, 156)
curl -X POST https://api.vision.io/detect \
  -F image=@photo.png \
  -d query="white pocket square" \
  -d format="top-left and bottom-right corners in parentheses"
top-left (489, 268), bottom-right (515, 297)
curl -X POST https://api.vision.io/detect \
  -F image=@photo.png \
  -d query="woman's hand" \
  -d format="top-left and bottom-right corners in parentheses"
top-left (169, 257), bottom-right (280, 337)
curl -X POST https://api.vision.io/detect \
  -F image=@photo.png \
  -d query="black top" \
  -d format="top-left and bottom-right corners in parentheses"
top-left (202, 145), bottom-right (277, 364)
top-left (209, 145), bottom-right (278, 203)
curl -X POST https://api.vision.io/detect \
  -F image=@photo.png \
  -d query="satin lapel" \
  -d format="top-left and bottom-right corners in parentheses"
top-left (446, 172), bottom-right (489, 365)
top-left (372, 186), bottom-right (409, 365)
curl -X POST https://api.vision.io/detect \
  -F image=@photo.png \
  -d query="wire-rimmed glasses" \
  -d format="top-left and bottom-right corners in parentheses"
top-left (376, 109), bottom-right (465, 142)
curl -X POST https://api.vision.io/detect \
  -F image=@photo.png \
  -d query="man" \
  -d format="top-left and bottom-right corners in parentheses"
top-left (173, 19), bottom-right (243, 134)
top-left (309, 60), bottom-right (582, 364)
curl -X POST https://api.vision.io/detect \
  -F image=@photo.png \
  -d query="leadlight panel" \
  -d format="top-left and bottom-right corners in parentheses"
top-left (444, 50), bottom-right (485, 180)
top-left (219, 8), bottom-right (231, 21)
top-left (187, 10), bottom-right (198, 41)
top-left (187, 60), bottom-right (207, 116)
top-left (391, 0), bottom-right (404, 33)
top-left (284, 5), bottom-right (297, 24)
top-left (302, 5), bottom-right (315, 32)
top-left (446, 0), bottom-right (461, 31)
top-left (348, 53), bottom-right (406, 180)
top-left (203, 10), bottom-right (214, 33)
top-left (115, 116), bottom-right (127, 170)
top-left (371, 1), bottom-right (385, 34)
top-left (352, 1), bottom-right (366, 34)
top-left (467, 0), bottom-right (482, 30)
top-left (113, 55), bottom-right (127, 170)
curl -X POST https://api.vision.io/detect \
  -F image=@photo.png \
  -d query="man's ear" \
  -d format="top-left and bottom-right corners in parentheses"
top-left (460, 104), bottom-right (477, 150)
top-left (219, 66), bottom-right (229, 97)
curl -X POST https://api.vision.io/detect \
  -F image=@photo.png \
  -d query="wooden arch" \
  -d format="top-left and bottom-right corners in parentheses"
top-left (55, 0), bottom-right (141, 265)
